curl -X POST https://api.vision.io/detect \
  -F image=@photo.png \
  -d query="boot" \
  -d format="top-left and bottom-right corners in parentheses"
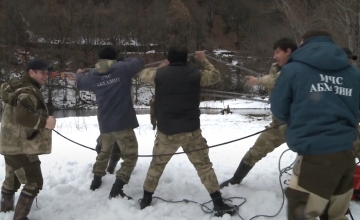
top-left (106, 159), bottom-right (118, 174)
top-left (1, 191), bottom-right (14, 212)
top-left (140, 190), bottom-right (153, 210)
top-left (90, 175), bottom-right (102, 191)
top-left (13, 193), bottom-right (35, 220)
top-left (109, 178), bottom-right (132, 200)
top-left (220, 160), bottom-right (253, 188)
top-left (210, 191), bottom-right (237, 217)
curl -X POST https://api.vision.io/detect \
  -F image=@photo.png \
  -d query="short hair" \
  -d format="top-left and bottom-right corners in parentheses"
top-left (273, 37), bottom-right (298, 53)
top-left (301, 30), bottom-right (332, 42)
top-left (98, 46), bottom-right (117, 60)
top-left (167, 46), bottom-right (188, 64)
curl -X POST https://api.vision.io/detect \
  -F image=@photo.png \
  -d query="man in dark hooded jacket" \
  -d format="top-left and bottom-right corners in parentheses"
top-left (76, 47), bottom-right (144, 199)
top-left (270, 30), bottom-right (360, 220)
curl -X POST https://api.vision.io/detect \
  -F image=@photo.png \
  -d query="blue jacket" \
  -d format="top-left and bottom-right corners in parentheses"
top-left (76, 58), bottom-right (145, 133)
top-left (270, 36), bottom-right (360, 155)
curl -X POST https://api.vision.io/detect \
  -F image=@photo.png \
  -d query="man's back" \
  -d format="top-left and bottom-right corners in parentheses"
top-left (155, 65), bottom-right (201, 135)
top-left (271, 36), bottom-right (360, 155)
top-left (76, 58), bottom-right (144, 133)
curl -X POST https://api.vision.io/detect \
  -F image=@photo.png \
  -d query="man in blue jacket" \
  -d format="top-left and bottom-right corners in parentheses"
top-left (270, 30), bottom-right (360, 220)
top-left (76, 46), bottom-right (144, 199)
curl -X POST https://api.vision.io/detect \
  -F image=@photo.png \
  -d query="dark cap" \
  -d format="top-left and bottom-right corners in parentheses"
top-left (26, 58), bottom-right (53, 72)
top-left (98, 47), bottom-right (117, 60)
top-left (342, 48), bottom-right (357, 61)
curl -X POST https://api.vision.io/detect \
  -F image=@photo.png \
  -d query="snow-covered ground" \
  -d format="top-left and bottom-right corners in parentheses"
top-left (0, 114), bottom-right (359, 220)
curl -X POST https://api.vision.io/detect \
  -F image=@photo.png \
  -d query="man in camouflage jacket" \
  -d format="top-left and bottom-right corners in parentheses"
top-left (137, 48), bottom-right (237, 217)
top-left (220, 38), bottom-right (298, 188)
top-left (0, 59), bottom-right (56, 220)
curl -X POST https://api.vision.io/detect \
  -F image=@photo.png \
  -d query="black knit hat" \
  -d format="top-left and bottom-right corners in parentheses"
top-left (26, 58), bottom-right (53, 72)
top-left (167, 46), bottom-right (188, 64)
top-left (98, 46), bottom-right (117, 60)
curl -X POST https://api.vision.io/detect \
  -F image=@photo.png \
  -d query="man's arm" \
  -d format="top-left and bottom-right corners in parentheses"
top-left (192, 51), bottom-right (220, 87)
top-left (138, 67), bottom-right (157, 86)
top-left (121, 57), bottom-right (145, 79)
top-left (245, 63), bottom-right (280, 89)
top-left (76, 69), bottom-right (94, 91)
top-left (138, 60), bottom-right (169, 86)
top-left (15, 92), bottom-right (47, 129)
top-left (270, 66), bottom-right (294, 122)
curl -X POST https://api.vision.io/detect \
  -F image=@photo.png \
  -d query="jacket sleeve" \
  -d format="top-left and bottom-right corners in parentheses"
top-left (138, 67), bottom-right (156, 86)
top-left (270, 66), bottom-right (294, 122)
top-left (257, 64), bottom-right (280, 90)
top-left (15, 92), bottom-right (47, 129)
top-left (122, 57), bottom-right (145, 79)
top-left (200, 59), bottom-right (221, 87)
top-left (76, 71), bottom-right (94, 91)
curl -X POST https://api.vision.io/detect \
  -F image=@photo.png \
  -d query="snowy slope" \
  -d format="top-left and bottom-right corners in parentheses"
top-left (0, 115), bottom-right (358, 220)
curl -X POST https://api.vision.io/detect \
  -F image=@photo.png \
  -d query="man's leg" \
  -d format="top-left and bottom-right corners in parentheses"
top-left (182, 129), bottom-right (236, 217)
top-left (1, 162), bottom-right (21, 212)
top-left (4, 155), bottom-right (43, 220)
top-left (326, 151), bottom-right (356, 220)
top-left (107, 142), bottom-right (121, 174)
top-left (109, 129), bottom-right (138, 199)
top-left (95, 134), bottom-right (102, 155)
top-left (286, 150), bottom-right (355, 220)
top-left (220, 122), bottom-right (286, 188)
top-left (91, 133), bottom-right (115, 190)
top-left (353, 125), bottom-right (360, 161)
top-left (141, 132), bottom-right (179, 209)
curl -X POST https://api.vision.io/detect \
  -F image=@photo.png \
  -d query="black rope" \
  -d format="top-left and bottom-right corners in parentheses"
top-left (53, 123), bottom-right (285, 158)
top-left (138, 196), bottom-right (246, 220)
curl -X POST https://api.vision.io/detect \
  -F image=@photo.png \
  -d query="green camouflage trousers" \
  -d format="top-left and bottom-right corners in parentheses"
top-left (143, 129), bottom-right (220, 193)
top-left (2, 155), bottom-right (43, 196)
top-left (92, 129), bottom-right (138, 183)
top-left (243, 116), bottom-right (287, 166)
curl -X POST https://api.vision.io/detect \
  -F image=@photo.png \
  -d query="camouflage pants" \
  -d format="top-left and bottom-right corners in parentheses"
top-left (95, 134), bottom-right (121, 162)
top-left (2, 155), bottom-right (43, 197)
top-left (286, 151), bottom-right (355, 220)
top-left (143, 129), bottom-right (220, 193)
top-left (243, 116), bottom-right (287, 166)
top-left (92, 129), bottom-right (138, 183)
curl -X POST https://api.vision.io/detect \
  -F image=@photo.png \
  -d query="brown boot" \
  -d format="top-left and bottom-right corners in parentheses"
top-left (1, 191), bottom-right (15, 212)
top-left (13, 193), bottom-right (35, 220)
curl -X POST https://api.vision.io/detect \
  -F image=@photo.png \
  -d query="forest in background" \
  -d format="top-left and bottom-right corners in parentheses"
top-left (0, 0), bottom-right (359, 109)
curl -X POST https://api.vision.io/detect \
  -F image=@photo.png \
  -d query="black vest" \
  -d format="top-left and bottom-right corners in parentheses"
top-left (155, 64), bottom-right (201, 135)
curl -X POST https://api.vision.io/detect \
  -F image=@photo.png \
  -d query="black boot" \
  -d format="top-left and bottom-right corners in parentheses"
top-left (1, 191), bottom-right (14, 213)
top-left (140, 190), bottom-right (153, 210)
top-left (220, 160), bottom-right (253, 188)
top-left (106, 159), bottom-right (118, 174)
top-left (210, 191), bottom-right (237, 217)
top-left (90, 175), bottom-right (102, 191)
top-left (109, 178), bottom-right (132, 200)
top-left (13, 193), bottom-right (35, 220)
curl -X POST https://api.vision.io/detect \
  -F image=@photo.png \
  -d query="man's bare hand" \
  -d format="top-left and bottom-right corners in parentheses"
top-left (45, 116), bottom-right (56, 130)
top-left (61, 72), bottom-right (76, 80)
top-left (245, 76), bottom-right (258, 87)
top-left (194, 51), bottom-right (206, 62)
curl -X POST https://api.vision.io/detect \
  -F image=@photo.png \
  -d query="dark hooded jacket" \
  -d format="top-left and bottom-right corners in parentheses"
top-left (270, 36), bottom-right (360, 155)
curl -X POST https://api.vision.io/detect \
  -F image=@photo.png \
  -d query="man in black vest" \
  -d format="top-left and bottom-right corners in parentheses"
top-left (137, 47), bottom-right (237, 217)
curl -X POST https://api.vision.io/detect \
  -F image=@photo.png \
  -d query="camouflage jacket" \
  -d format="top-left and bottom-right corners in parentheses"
top-left (257, 63), bottom-right (281, 95)
top-left (0, 73), bottom-right (52, 155)
top-left (138, 59), bottom-right (220, 87)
